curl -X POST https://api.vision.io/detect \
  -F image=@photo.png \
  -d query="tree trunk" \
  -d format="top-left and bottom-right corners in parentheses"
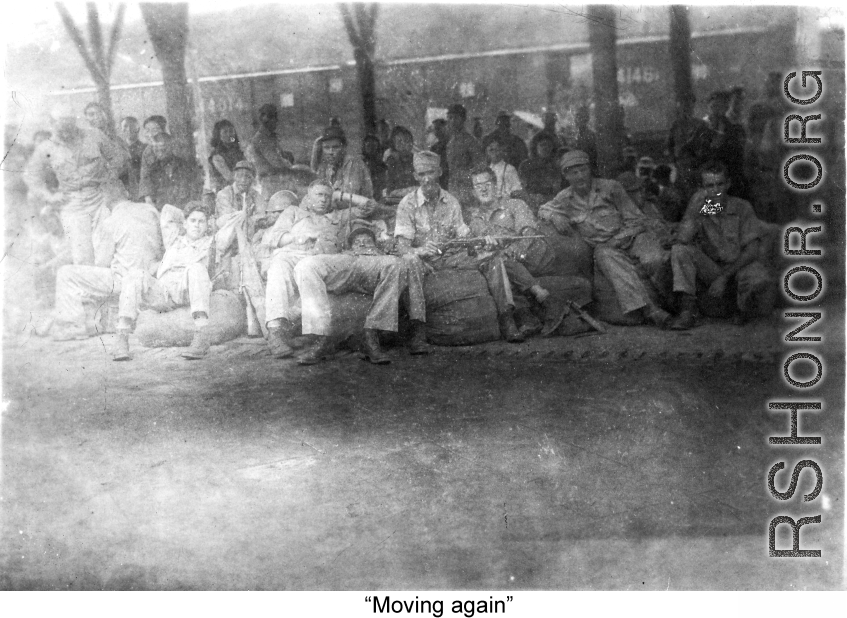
top-left (95, 80), bottom-right (116, 135)
top-left (354, 47), bottom-right (378, 134)
top-left (339, 3), bottom-right (379, 137)
top-left (669, 5), bottom-right (694, 111)
top-left (587, 5), bottom-right (621, 178)
top-left (140, 3), bottom-right (195, 162)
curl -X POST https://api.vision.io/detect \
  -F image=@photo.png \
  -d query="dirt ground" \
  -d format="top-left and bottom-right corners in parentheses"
top-left (1, 317), bottom-right (844, 589)
top-left (2, 220), bottom-right (844, 590)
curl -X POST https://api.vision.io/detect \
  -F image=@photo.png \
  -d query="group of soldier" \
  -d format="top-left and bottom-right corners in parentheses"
top-left (23, 97), bottom-right (777, 365)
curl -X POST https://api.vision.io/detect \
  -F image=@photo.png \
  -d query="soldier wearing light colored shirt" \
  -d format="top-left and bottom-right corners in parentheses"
top-left (263, 179), bottom-right (377, 359)
top-left (539, 150), bottom-right (671, 327)
top-left (113, 203), bottom-right (215, 360)
top-left (445, 104), bottom-right (485, 210)
top-left (314, 125), bottom-right (374, 208)
top-left (25, 104), bottom-right (130, 266)
top-left (468, 167), bottom-right (569, 337)
top-left (669, 162), bottom-right (773, 330)
top-left (51, 201), bottom-right (163, 341)
top-left (395, 151), bottom-right (524, 346)
top-left (245, 104), bottom-right (293, 198)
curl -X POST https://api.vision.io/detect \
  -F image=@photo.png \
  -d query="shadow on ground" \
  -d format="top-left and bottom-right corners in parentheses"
top-left (1, 330), bottom-right (843, 589)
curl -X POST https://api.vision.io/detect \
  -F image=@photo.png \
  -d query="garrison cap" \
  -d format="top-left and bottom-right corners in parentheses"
top-left (559, 150), bottom-right (590, 171)
top-left (234, 160), bottom-right (255, 174)
top-left (413, 150), bottom-right (441, 173)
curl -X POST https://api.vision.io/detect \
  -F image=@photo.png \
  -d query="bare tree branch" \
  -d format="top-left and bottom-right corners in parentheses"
top-left (87, 3), bottom-right (107, 75)
top-left (55, 2), bottom-right (105, 83)
top-left (105, 4), bottom-right (127, 78)
top-left (338, 4), bottom-right (361, 47)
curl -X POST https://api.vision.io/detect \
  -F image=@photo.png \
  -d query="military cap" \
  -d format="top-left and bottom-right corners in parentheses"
top-left (496, 110), bottom-right (512, 120)
top-left (413, 150), bottom-right (441, 173)
top-left (559, 150), bottom-right (590, 171)
top-left (234, 160), bottom-right (255, 174)
top-left (319, 125), bottom-right (347, 145)
top-left (346, 220), bottom-right (377, 248)
top-left (267, 190), bottom-right (299, 212)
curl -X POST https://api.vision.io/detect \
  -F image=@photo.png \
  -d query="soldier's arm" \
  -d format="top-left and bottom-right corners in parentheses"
top-left (211, 154), bottom-right (234, 184)
top-left (511, 199), bottom-right (537, 235)
top-left (138, 147), bottom-right (154, 200)
top-left (259, 141), bottom-right (292, 175)
top-left (23, 145), bottom-right (58, 202)
top-left (98, 130), bottom-right (130, 175)
top-left (612, 181), bottom-right (646, 224)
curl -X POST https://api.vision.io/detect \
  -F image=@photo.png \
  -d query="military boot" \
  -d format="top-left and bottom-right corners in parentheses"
top-left (498, 310), bottom-right (525, 343)
top-left (112, 331), bottom-right (131, 361)
top-left (670, 294), bottom-right (697, 331)
top-left (181, 328), bottom-right (211, 360)
top-left (362, 329), bottom-right (390, 365)
top-left (267, 327), bottom-right (294, 358)
top-left (408, 320), bottom-right (430, 355)
top-left (297, 336), bottom-right (333, 365)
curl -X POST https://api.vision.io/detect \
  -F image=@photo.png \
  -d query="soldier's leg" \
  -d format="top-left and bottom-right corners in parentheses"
top-left (53, 265), bottom-right (119, 336)
top-left (477, 254), bottom-right (515, 315)
top-left (59, 207), bottom-right (96, 266)
top-left (116, 269), bottom-right (169, 327)
top-left (671, 243), bottom-right (722, 295)
top-left (295, 255), bottom-right (349, 337)
top-left (400, 253), bottom-right (428, 323)
top-left (736, 261), bottom-right (776, 317)
top-left (178, 264), bottom-right (215, 359)
top-left (113, 269), bottom-right (170, 360)
top-left (184, 263), bottom-right (213, 318)
top-left (265, 252), bottom-right (304, 326)
top-left (356, 256), bottom-right (403, 333)
top-left (593, 244), bottom-right (651, 315)
top-left (503, 259), bottom-right (538, 295)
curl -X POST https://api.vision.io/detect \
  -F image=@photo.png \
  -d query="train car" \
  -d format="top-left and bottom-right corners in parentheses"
top-left (47, 22), bottom-right (821, 164)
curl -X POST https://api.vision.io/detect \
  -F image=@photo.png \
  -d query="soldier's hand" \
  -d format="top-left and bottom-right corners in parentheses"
top-left (352, 199), bottom-right (378, 218)
top-left (483, 235), bottom-right (500, 250)
top-left (417, 241), bottom-right (440, 258)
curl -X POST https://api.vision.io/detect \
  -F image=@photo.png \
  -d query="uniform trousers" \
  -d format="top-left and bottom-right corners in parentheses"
top-left (671, 244), bottom-right (774, 315)
top-left (118, 264), bottom-right (212, 321)
top-left (54, 265), bottom-right (120, 329)
top-left (59, 186), bottom-right (110, 266)
top-left (294, 254), bottom-right (404, 336)
top-left (588, 230), bottom-right (670, 315)
top-left (265, 250), bottom-right (312, 324)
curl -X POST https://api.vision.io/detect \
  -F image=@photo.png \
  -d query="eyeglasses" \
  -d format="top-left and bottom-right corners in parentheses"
top-left (473, 181), bottom-right (494, 189)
